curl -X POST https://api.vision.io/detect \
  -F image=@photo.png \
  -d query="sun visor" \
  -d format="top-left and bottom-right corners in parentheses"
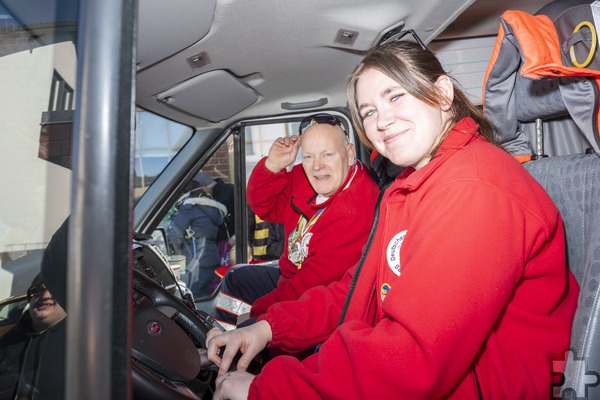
top-left (137, 0), bottom-right (216, 70)
top-left (156, 70), bottom-right (259, 123)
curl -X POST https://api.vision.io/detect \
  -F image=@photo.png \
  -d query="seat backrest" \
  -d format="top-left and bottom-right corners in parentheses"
top-left (523, 153), bottom-right (600, 399)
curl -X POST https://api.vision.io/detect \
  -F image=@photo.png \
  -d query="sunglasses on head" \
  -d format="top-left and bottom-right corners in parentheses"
top-left (27, 283), bottom-right (48, 301)
top-left (298, 113), bottom-right (347, 136)
top-left (378, 28), bottom-right (427, 50)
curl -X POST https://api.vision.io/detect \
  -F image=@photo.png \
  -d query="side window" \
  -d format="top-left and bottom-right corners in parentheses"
top-left (244, 122), bottom-right (299, 179)
top-left (158, 114), bottom-right (353, 301)
top-left (241, 122), bottom-right (298, 269)
top-left (161, 137), bottom-right (237, 300)
top-left (158, 122), bottom-right (295, 301)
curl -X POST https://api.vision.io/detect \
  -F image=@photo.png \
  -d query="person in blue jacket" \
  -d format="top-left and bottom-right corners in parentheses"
top-left (168, 176), bottom-right (228, 297)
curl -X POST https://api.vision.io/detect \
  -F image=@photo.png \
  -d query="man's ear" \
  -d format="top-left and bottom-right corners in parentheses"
top-left (435, 75), bottom-right (454, 111)
top-left (347, 142), bottom-right (356, 164)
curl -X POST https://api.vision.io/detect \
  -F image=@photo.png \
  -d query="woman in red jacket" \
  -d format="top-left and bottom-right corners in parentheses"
top-left (206, 40), bottom-right (579, 399)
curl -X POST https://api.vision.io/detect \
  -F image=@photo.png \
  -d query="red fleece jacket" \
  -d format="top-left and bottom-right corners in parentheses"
top-left (251, 118), bottom-right (579, 399)
top-left (247, 158), bottom-right (378, 317)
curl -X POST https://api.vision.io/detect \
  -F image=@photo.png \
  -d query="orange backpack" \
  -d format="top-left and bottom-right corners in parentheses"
top-left (482, 0), bottom-right (600, 161)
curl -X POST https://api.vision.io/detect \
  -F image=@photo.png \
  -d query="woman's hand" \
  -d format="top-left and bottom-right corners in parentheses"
top-left (206, 320), bottom-right (273, 376)
top-left (213, 370), bottom-right (255, 400)
top-left (264, 135), bottom-right (301, 173)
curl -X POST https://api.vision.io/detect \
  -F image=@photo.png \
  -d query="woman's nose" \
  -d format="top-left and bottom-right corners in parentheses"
top-left (376, 106), bottom-right (394, 130)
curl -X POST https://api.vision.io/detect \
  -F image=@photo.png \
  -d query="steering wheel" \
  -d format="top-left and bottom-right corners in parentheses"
top-left (131, 269), bottom-right (222, 400)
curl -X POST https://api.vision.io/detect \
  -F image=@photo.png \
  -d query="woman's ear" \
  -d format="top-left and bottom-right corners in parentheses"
top-left (435, 75), bottom-right (454, 111)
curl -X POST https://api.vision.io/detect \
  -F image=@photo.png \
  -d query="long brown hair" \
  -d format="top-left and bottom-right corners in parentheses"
top-left (347, 41), bottom-right (497, 150)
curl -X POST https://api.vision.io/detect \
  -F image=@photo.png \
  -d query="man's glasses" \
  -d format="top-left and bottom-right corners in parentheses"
top-left (27, 283), bottom-right (48, 301)
top-left (378, 28), bottom-right (427, 50)
top-left (298, 113), bottom-right (347, 136)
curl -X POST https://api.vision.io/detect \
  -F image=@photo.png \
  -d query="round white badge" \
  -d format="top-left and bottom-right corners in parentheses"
top-left (386, 230), bottom-right (406, 276)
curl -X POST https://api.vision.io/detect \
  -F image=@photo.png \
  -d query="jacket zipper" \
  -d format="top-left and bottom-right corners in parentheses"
top-left (472, 364), bottom-right (484, 400)
top-left (337, 185), bottom-right (388, 325)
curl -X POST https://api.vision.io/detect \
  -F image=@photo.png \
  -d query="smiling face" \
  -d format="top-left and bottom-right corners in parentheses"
top-left (300, 124), bottom-right (355, 197)
top-left (355, 67), bottom-right (453, 170)
top-left (28, 285), bottom-right (67, 331)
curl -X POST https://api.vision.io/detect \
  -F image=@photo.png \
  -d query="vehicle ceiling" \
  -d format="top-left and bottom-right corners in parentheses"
top-left (1, 0), bottom-right (549, 131)
top-left (135, 0), bottom-right (550, 131)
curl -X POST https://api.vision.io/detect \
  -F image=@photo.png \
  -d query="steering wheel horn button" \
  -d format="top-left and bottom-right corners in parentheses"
top-left (146, 320), bottom-right (162, 335)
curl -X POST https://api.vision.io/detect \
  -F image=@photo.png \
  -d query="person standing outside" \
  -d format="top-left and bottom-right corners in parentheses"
top-left (196, 172), bottom-right (236, 242)
top-left (213, 113), bottom-right (379, 328)
top-left (196, 172), bottom-right (237, 272)
top-left (169, 176), bottom-right (227, 296)
top-left (206, 41), bottom-right (578, 399)
top-left (0, 274), bottom-right (67, 400)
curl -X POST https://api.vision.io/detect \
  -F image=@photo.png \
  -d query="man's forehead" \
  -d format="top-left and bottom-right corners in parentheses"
top-left (301, 124), bottom-right (347, 147)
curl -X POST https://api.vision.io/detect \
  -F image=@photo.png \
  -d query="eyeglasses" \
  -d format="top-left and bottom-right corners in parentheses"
top-left (378, 28), bottom-right (427, 50)
top-left (298, 113), bottom-right (347, 136)
top-left (27, 283), bottom-right (48, 301)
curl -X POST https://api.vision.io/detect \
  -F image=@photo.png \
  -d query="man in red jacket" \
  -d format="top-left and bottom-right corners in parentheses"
top-left (213, 113), bottom-right (378, 330)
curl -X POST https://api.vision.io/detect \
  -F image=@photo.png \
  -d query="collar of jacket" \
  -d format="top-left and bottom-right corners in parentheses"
top-left (183, 196), bottom-right (228, 216)
top-left (393, 117), bottom-right (481, 192)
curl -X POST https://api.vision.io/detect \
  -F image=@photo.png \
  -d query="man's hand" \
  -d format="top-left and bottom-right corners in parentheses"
top-left (213, 370), bottom-right (255, 400)
top-left (264, 135), bottom-right (301, 173)
top-left (206, 320), bottom-right (273, 376)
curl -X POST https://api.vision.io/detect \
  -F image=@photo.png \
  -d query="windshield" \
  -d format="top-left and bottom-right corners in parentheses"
top-left (0, 1), bottom-right (77, 298)
top-left (0, 3), bottom-right (78, 399)
top-left (134, 109), bottom-right (194, 200)
top-left (0, 18), bottom-right (192, 300)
